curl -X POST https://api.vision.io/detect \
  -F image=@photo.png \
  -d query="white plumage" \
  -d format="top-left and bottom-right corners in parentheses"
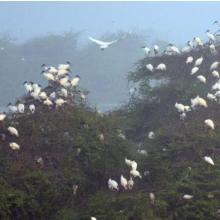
top-left (108, 178), bottom-right (119, 191)
top-left (127, 177), bottom-right (134, 190)
top-left (0, 112), bottom-right (6, 122)
top-left (9, 142), bottom-right (20, 150)
top-left (91, 217), bottom-right (97, 220)
top-left (191, 66), bottom-right (199, 75)
top-left (183, 194), bottom-right (194, 200)
top-left (149, 193), bottom-right (155, 205)
top-left (71, 75), bottom-right (80, 87)
top-left (207, 93), bottom-right (217, 101)
top-left (210, 61), bottom-right (219, 70)
top-left (194, 56), bottom-right (203, 66)
top-left (186, 56), bottom-right (193, 64)
top-left (197, 75), bottom-right (206, 84)
top-left (148, 131), bottom-right (155, 139)
top-left (17, 103), bottom-right (25, 113)
top-left (130, 169), bottom-right (142, 179)
top-left (212, 70), bottom-right (219, 78)
top-left (156, 63), bottom-right (166, 71)
top-left (146, 64), bottom-right (154, 72)
top-left (153, 45), bottom-right (159, 54)
top-left (55, 98), bottom-right (66, 107)
top-left (204, 119), bottom-right (215, 130)
top-left (88, 36), bottom-right (118, 50)
top-left (8, 126), bottom-right (19, 137)
top-left (29, 104), bottom-right (35, 113)
top-left (120, 175), bottom-right (128, 190)
top-left (204, 156), bottom-right (214, 166)
top-left (191, 96), bottom-right (207, 109)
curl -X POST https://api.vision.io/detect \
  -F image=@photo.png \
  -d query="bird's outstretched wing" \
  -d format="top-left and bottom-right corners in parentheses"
top-left (88, 37), bottom-right (106, 45)
top-left (88, 36), bottom-right (118, 46)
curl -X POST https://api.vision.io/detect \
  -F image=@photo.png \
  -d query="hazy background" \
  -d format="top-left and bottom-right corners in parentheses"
top-left (0, 1), bottom-right (220, 111)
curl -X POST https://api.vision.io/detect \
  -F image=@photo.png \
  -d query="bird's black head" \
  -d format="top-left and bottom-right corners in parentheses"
top-left (206, 29), bottom-right (210, 32)
top-left (214, 20), bottom-right (218, 24)
top-left (41, 64), bottom-right (46, 67)
top-left (23, 81), bottom-right (28, 85)
top-left (7, 102), bottom-right (12, 106)
top-left (76, 75), bottom-right (80, 78)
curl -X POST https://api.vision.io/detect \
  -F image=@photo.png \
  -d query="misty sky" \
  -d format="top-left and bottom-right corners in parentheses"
top-left (1, 2), bottom-right (220, 45)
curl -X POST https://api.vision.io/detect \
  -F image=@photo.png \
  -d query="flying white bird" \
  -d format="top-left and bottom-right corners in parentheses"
top-left (88, 36), bottom-right (119, 50)
top-left (183, 194), bottom-right (194, 200)
top-left (191, 66), bottom-right (199, 75)
top-left (120, 175), bottom-right (128, 190)
top-left (156, 63), bottom-right (166, 71)
top-left (0, 112), bottom-right (6, 122)
top-left (9, 142), bottom-right (20, 150)
top-left (197, 75), bottom-right (206, 84)
top-left (8, 126), bottom-right (19, 137)
top-left (108, 179), bottom-right (119, 191)
top-left (146, 64), bottom-right (154, 72)
top-left (186, 56), bottom-right (193, 64)
top-left (194, 56), bottom-right (203, 66)
top-left (204, 119), bottom-right (215, 130)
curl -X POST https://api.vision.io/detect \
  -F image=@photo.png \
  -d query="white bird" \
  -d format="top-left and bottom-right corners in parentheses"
top-left (127, 177), bottom-right (134, 190)
top-left (39, 92), bottom-right (48, 100)
top-left (55, 98), bottom-right (66, 107)
top-left (120, 175), bottom-right (128, 190)
top-left (149, 193), bottom-right (155, 205)
top-left (148, 131), bottom-right (155, 139)
top-left (209, 44), bottom-right (217, 54)
top-left (130, 169), bottom-right (142, 179)
top-left (57, 68), bottom-right (69, 77)
top-left (180, 112), bottom-right (186, 120)
top-left (125, 158), bottom-right (133, 167)
top-left (212, 80), bottom-right (220, 90)
top-left (175, 103), bottom-right (186, 113)
top-left (99, 133), bottom-right (105, 142)
top-left (210, 61), bottom-right (219, 71)
top-left (142, 46), bottom-right (151, 55)
top-left (9, 142), bottom-right (20, 150)
top-left (71, 75), bottom-right (80, 87)
top-left (131, 160), bottom-right (138, 170)
top-left (206, 30), bottom-right (215, 42)
top-left (181, 46), bottom-right (192, 53)
top-left (207, 93), bottom-right (217, 101)
top-left (43, 98), bottom-right (53, 107)
top-left (17, 103), bottom-right (25, 113)
top-left (194, 56), bottom-right (203, 66)
top-left (183, 194), bottom-right (194, 200)
top-left (29, 104), bottom-right (35, 113)
top-left (194, 37), bottom-right (203, 47)
top-left (88, 36), bottom-right (118, 50)
top-left (191, 66), bottom-right (199, 75)
top-left (91, 217), bottom-right (97, 220)
top-left (137, 149), bottom-right (148, 156)
top-left (8, 126), bottom-right (19, 137)
top-left (48, 66), bottom-right (58, 75)
top-left (168, 44), bottom-right (180, 54)
top-left (23, 81), bottom-right (33, 93)
top-left (191, 96), bottom-right (207, 109)
top-left (186, 56), bottom-right (193, 64)
top-left (204, 156), bottom-right (214, 166)
top-left (197, 75), bottom-right (206, 84)
top-left (204, 119), bottom-right (215, 130)
top-left (0, 112), bottom-right (6, 122)
top-left (8, 103), bottom-right (18, 114)
top-left (146, 64), bottom-right (154, 72)
top-left (59, 88), bottom-right (68, 98)
top-left (156, 63), bottom-right (166, 71)
top-left (58, 62), bottom-right (71, 70)
top-left (153, 45), bottom-right (159, 55)
top-left (59, 76), bottom-right (70, 87)
top-left (43, 72), bottom-right (55, 81)
top-left (212, 70), bottom-right (220, 78)
top-left (108, 179), bottom-right (119, 191)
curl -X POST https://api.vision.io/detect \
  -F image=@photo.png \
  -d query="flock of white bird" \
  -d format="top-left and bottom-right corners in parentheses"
top-left (1, 22), bottom-right (220, 220)
top-left (0, 62), bottom-right (83, 153)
